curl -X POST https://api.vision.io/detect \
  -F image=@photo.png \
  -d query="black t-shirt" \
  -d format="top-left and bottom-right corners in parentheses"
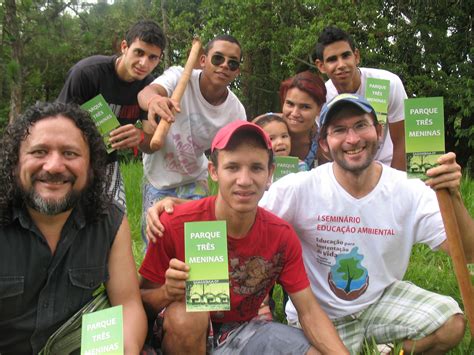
top-left (58, 55), bottom-right (153, 161)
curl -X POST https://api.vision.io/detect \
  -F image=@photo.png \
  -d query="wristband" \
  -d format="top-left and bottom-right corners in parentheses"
top-left (139, 130), bottom-right (145, 144)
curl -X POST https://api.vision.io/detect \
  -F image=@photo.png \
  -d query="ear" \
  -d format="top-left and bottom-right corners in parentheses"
top-left (319, 137), bottom-right (330, 155)
top-left (199, 54), bottom-right (206, 68)
top-left (375, 123), bottom-right (383, 142)
top-left (315, 59), bottom-right (326, 74)
top-left (120, 40), bottom-right (128, 54)
top-left (208, 161), bottom-right (218, 182)
top-left (354, 48), bottom-right (361, 66)
top-left (267, 163), bottom-right (276, 186)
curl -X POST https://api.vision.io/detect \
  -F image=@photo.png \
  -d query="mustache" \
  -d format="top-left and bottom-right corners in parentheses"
top-left (32, 171), bottom-right (76, 184)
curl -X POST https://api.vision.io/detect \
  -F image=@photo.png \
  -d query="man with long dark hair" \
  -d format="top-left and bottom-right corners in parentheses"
top-left (0, 102), bottom-right (146, 353)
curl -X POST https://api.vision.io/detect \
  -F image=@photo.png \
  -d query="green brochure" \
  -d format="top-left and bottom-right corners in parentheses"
top-left (404, 97), bottom-right (445, 179)
top-left (185, 220), bottom-right (230, 312)
top-left (81, 94), bottom-right (120, 153)
top-left (365, 78), bottom-right (390, 125)
top-left (273, 156), bottom-right (299, 182)
top-left (81, 305), bottom-right (123, 355)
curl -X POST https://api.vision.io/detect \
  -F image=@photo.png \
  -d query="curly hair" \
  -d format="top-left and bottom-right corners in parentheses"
top-left (0, 102), bottom-right (110, 225)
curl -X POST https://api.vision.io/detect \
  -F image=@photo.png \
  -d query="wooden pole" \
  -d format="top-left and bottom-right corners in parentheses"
top-left (149, 37), bottom-right (202, 150)
top-left (436, 189), bottom-right (474, 337)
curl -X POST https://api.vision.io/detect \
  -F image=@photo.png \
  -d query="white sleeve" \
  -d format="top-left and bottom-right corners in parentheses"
top-left (259, 175), bottom-right (297, 224)
top-left (151, 66), bottom-right (184, 97)
top-left (404, 180), bottom-right (446, 249)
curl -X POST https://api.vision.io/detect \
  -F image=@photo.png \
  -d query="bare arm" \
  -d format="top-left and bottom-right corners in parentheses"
top-left (290, 288), bottom-right (348, 354)
top-left (388, 120), bottom-right (406, 171)
top-left (146, 197), bottom-right (189, 243)
top-left (140, 258), bottom-right (190, 316)
top-left (137, 84), bottom-right (180, 153)
top-left (425, 152), bottom-right (474, 262)
top-left (137, 83), bottom-right (179, 126)
top-left (106, 217), bottom-right (147, 355)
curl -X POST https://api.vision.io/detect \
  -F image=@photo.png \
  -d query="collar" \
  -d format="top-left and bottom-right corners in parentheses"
top-left (12, 202), bottom-right (87, 231)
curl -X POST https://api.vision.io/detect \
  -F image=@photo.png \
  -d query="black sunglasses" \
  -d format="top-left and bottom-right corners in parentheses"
top-left (211, 54), bottom-right (240, 71)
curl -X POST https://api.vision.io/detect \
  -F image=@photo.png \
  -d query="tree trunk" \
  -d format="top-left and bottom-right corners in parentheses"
top-left (4, 0), bottom-right (22, 122)
top-left (161, 0), bottom-right (171, 69)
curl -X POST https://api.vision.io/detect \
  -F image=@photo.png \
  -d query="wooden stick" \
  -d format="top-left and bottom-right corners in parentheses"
top-left (436, 189), bottom-right (474, 337)
top-left (150, 37), bottom-right (202, 150)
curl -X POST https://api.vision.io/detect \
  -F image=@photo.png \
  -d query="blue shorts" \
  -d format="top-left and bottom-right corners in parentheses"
top-left (141, 179), bottom-right (209, 246)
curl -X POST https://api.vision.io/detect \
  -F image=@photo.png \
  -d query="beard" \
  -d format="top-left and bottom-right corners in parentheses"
top-left (19, 172), bottom-right (84, 215)
top-left (330, 140), bottom-right (380, 175)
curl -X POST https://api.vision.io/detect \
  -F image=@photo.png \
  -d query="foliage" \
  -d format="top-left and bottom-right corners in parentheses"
top-left (1, 0), bottom-right (473, 169)
top-left (121, 160), bottom-right (145, 267)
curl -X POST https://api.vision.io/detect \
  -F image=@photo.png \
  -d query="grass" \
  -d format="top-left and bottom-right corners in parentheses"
top-left (121, 161), bottom-right (145, 267)
top-left (122, 161), bottom-right (474, 353)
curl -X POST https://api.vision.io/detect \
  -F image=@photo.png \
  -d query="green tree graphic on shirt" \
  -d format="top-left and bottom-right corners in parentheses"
top-left (337, 257), bottom-right (365, 293)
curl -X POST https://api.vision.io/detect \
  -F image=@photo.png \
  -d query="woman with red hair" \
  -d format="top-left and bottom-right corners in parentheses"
top-left (279, 71), bottom-right (327, 169)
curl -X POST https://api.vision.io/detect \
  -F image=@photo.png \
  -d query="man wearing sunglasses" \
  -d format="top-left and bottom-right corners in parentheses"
top-left (137, 34), bottom-right (246, 246)
top-left (58, 20), bottom-right (166, 210)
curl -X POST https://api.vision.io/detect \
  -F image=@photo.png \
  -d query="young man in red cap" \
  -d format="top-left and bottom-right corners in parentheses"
top-left (139, 121), bottom-right (348, 354)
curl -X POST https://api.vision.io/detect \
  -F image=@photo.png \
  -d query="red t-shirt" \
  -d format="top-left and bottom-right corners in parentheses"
top-left (139, 196), bottom-right (309, 323)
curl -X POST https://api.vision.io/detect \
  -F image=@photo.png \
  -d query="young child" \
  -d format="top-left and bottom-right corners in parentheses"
top-left (253, 113), bottom-right (301, 317)
top-left (253, 113), bottom-right (308, 171)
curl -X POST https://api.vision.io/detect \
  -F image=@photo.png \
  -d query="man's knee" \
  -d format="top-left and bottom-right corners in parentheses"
top-left (434, 313), bottom-right (465, 348)
top-left (164, 302), bottom-right (208, 334)
top-left (162, 302), bottom-right (209, 350)
top-left (404, 313), bottom-right (466, 353)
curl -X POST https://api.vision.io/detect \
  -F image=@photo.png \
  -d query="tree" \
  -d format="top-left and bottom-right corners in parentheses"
top-left (1, 0), bottom-right (471, 171)
top-left (3, 0), bottom-right (22, 122)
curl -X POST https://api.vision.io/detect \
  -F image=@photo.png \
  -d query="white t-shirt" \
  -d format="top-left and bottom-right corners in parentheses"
top-left (260, 163), bottom-right (445, 320)
top-left (143, 66), bottom-right (246, 189)
top-left (325, 67), bottom-right (408, 166)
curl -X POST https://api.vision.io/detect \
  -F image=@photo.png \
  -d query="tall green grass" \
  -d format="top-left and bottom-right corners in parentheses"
top-left (121, 162), bottom-right (145, 267)
top-left (122, 162), bottom-right (473, 353)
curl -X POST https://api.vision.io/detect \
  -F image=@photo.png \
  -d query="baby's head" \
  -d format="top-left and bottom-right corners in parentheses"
top-left (252, 113), bottom-right (291, 156)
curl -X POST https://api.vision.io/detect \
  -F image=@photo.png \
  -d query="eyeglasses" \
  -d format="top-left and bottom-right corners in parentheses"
top-left (211, 54), bottom-right (240, 71)
top-left (327, 121), bottom-right (374, 138)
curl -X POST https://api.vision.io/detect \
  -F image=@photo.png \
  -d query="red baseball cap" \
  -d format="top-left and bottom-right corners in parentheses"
top-left (211, 120), bottom-right (272, 152)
